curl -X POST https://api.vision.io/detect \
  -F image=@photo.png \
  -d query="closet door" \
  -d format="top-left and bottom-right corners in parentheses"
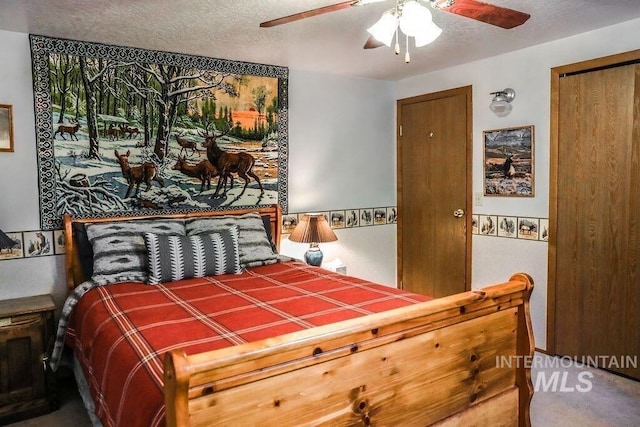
top-left (554, 62), bottom-right (640, 379)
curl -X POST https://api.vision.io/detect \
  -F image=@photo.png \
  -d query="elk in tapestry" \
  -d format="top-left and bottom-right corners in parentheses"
top-left (30, 36), bottom-right (288, 230)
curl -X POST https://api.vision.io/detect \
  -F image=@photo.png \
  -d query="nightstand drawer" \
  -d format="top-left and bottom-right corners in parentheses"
top-left (0, 312), bottom-right (43, 329)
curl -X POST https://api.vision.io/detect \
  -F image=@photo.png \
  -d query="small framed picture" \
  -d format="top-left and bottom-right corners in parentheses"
top-left (359, 209), bottom-right (373, 226)
top-left (345, 209), bottom-right (359, 228)
top-left (23, 230), bottom-right (54, 257)
top-left (479, 215), bottom-right (497, 236)
top-left (497, 216), bottom-right (517, 238)
top-left (386, 207), bottom-right (398, 224)
top-left (373, 208), bottom-right (387, 225)
top-left (282, 214), bottom-right (298, 234)
top-left (0, 232), bottom-right (24, 260)
top-left (0, 104), bottom-right (14, 152)
top-left (539, 218), bottom-right (549, 241)
top-left (517, 217), bottom-right (539, 240)
top-left (330, 211), bottom-right (345, 229)
top-left (471, 215), bottom-right (479, 234)
top-left (483, 125), bottom-right (534, 197)
top-left (54, 229), bottom-right (66, 254)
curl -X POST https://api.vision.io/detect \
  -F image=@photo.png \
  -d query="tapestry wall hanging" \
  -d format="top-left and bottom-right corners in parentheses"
top-left (30, 35), bottom-right (289, 230)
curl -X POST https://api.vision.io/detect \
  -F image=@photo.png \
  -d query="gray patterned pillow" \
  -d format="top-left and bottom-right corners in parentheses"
top-left (144, 227), bottom-right (241, 284)
top-left (85, 219), bottom-right (185, 285)
top-left (185, 212), bottom-right (278, 268)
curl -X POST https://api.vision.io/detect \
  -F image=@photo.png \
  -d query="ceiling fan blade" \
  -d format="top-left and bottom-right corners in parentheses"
top-left (439, 0), bottom-right (530, 29)
top-left (363, 36), bottom-right (385, 49)
top-left (260, 1), bottom-right (358, 28)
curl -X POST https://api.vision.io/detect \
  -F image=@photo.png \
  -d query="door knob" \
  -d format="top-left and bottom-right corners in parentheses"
top-left (453, 209), bottom-right (465, 218)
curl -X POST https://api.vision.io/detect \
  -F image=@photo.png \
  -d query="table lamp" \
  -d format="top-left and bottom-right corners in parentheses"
top-left (288, 213), bottom-right (337, 266)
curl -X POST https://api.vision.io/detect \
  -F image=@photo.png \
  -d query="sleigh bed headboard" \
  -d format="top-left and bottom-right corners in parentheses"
top-left (63, 204), bottom-right (282, 291)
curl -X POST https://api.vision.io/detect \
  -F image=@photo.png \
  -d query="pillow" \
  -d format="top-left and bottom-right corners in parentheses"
top-left (85, 219), bottom-right (186, 285)
top-left (72, 222), bottom-right (94, 278)
top-left (144, 226), bottom-right (241, 284)
top-left (261, 214), bottom-right (278, 253)
top-left (185, 212), bottom-right (278, 268)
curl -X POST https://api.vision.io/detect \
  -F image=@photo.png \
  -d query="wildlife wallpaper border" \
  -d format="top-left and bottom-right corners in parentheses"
top-left (30, 35), bottom-right (289, 231)
top-left (483, 125), bottom-right (534, 197)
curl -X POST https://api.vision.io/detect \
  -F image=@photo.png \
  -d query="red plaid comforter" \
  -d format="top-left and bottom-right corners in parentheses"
top-left (66, 261), bottom-right (430, 427)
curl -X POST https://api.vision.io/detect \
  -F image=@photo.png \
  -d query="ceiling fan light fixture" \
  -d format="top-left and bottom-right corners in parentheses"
top-left (414, 21), bottom-right (442, 47)
top-left (489, 88), bottom-right (516, 117)
top-left (367, 11), bottom-right (398, 47)
top-left (399, 1), bottom-right (432, 37)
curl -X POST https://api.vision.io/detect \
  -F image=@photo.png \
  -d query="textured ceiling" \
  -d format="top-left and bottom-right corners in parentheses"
top-left (0, 0), bottom-right (639, 80)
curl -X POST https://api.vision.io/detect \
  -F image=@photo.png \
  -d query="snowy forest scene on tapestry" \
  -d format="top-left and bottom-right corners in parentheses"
top-left (30, 36), bottom-right (288, 230)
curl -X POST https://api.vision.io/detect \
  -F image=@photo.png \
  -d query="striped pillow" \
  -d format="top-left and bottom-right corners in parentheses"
top-left (185, 213), bottom-right (278, 268)
top-left (85, 219), bottom-right (186, 285)
top-left (144, 226), bottom-right (241, 284)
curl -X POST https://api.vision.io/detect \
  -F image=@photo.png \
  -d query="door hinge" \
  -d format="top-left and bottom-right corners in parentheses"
top-left (399, 125), bottom-right (403, 136)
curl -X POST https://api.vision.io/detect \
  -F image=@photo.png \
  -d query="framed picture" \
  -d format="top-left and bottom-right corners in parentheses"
top-left (517, 217), bottom-right (539, 240)
top-left (483, 125), bottom-right (534, 196)
top-left (539, 218), bottom-right (549, 241)
top-left (53, 229), bottom-right (66, 254)
top-left (30, 35), bottom-right (289, 230)
top-left (0, 104), bottom-right (14, 152)
top-left (330, 210), bottom-right (345, 229)
top-left (386, 207), bottom-right (398, 224)
top-left (359, 208), bottom-right (373, 226)
top-left (497, 215), bottom-right (517, 238)
top-left (0, 232), bottom-right (24, 260)
top-left (282, 214), bottom-right (298, 234)
top-left (23, 230), bottom-right (54, 258)
top-left (345, 209), bottom-right (359, 228)
top-left (479, 215), bottom-right (497, 236)
top-left (373, 208), bottom-right (387, 225)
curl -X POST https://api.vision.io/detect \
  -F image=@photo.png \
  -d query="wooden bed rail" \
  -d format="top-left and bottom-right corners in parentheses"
top-left (165, 273), bottom-right (534, 426)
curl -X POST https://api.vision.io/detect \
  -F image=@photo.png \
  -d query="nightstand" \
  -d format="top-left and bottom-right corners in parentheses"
top-left (0, 294), bottom-right (56, 424)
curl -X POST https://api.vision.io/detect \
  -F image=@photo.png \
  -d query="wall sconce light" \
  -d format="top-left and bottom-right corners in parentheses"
top-left (489, 88), bottom-right (516, 117)
top-left (288, 213), bottom-right (338, 267)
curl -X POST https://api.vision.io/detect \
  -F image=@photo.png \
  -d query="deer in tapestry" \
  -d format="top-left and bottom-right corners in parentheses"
top-left (199, 122), bottom-right (263, 198)
top-left (114, 150), bottom-right (164, 198)
top-left (171, 156), bottom-right (225, 193)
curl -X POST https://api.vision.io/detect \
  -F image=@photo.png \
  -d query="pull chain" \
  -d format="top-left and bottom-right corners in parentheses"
top-left (405, 33), bottom-right (410, 63)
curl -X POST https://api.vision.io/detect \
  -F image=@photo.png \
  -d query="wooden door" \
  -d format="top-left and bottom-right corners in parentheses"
top-left (551, 57), bottom-right (640, 379)
top-left (397, 86), bottom-right (472, 298)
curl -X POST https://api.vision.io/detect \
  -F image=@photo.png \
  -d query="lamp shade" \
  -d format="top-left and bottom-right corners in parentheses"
top-left (414, 21), bottom-right (442, 47)
top-left (367, 11), bottom-right (397, 47)
top-left (399, 1), bottom-right (432, 37)
top-left (288, 214), bottom-right (338, 244)
top-left (0, 229), bottom-right (16, 250)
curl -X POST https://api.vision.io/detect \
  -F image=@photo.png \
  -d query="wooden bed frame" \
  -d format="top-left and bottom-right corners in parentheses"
top-left (63, 204), bottom-right (534, 426)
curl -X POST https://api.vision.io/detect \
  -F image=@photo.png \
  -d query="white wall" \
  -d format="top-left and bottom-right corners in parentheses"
top-left (281, 69), bottom-right (397, 286)
top-left (0, 30), bottom-right (398, 308)
top-left (396, 17), bottom-right (640, 350)
top-left (0, 31), bottom-right (67, 303)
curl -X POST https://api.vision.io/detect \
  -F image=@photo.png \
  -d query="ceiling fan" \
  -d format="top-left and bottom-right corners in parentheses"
top-left (260, 0), bottom-right (530, 50)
